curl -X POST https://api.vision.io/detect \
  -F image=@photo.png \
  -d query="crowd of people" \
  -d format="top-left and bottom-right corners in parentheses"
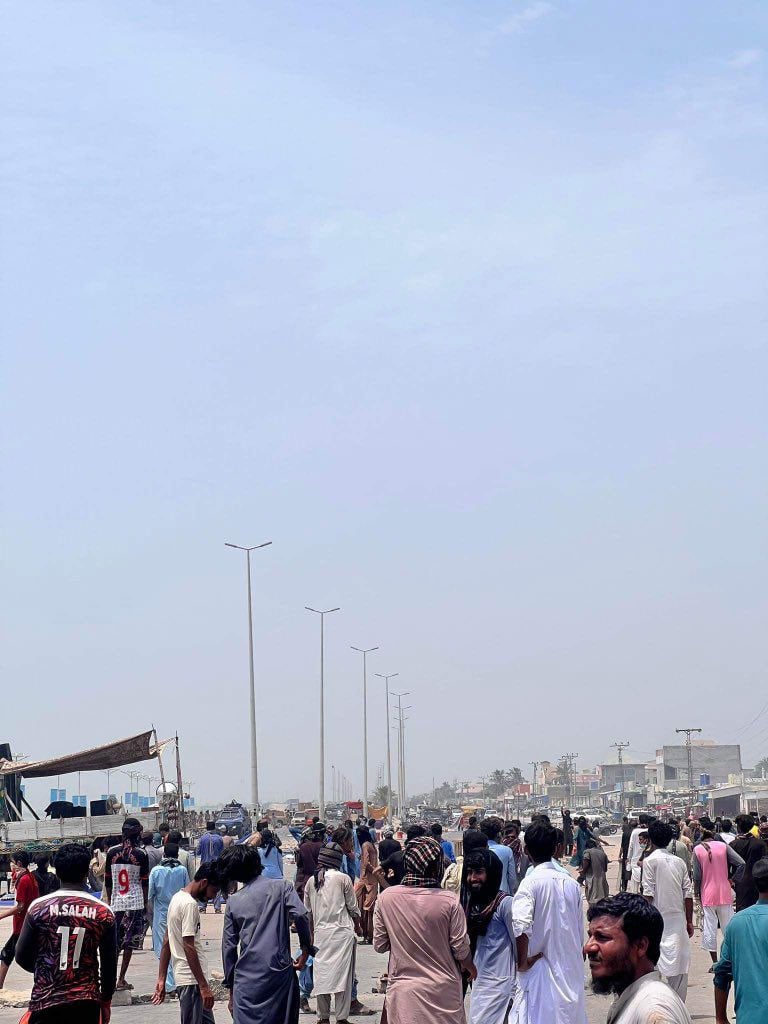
top-left (0, 807), bottom-right (766, 1023)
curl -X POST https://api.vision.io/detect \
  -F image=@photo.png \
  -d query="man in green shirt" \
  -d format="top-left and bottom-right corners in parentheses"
top-left (713, 857), bottom-right (768, 1024)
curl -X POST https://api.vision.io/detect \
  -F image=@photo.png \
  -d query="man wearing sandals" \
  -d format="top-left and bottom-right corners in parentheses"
top-left (104, 818), bottom-right (149, 992)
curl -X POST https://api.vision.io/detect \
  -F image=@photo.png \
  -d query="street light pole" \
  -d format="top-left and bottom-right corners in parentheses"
top-left (306, 606), bottom-right (340, 821)
top-left (392, 692), bottom-right (410, 820)
top-left (351, 646), bottom-right (379, 817)
top-left (226, 540), bottom-right (272, 812)
top-left (375, 673), bottom-right (398, 822)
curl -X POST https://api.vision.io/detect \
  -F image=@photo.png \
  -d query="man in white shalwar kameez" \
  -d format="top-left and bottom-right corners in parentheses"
top-left (640, 820), bottom-right (693, 1001)
top-left (585, 892), bottom-right (691, 1023)
top-left (303, 843), bottom-right (361, 1022)
top-left (510, 822), bottom-right (586, 1024)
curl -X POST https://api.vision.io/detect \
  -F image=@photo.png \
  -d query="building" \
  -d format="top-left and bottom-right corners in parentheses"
top-left (598, 762), bottom-right (650, 810)
top-left (658, 742), bottom-right (742, 792)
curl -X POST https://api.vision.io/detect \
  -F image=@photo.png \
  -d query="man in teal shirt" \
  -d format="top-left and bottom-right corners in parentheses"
top-left (713, 857), bottom-right (768, 1024)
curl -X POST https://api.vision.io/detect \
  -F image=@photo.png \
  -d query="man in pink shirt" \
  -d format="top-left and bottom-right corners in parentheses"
top-left (692, 822), bottom-right (744, 965)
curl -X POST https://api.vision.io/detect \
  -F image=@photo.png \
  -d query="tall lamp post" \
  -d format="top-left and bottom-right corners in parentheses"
top-left (225, 540), bottom-right (272, 813)
top-left (351, 646), bottom-right (379, 817)
top-left (375, 672), bottom-right (398, 822)
top-left (306, 606), bottom-right (340, 821)
top-left (392, 691), bottom-right (411, 820)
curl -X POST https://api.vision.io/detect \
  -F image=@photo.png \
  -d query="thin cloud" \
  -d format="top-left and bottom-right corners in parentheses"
top-left (728, 48), bottom-right (762, 69)
top-left (498, 2), bottom-right (555, 35)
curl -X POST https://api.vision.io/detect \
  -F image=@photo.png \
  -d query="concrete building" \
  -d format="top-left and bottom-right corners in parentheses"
top-left (658, 742), bottom-right (742, 792)
top-left (600, 762), bottom-right (647, 792)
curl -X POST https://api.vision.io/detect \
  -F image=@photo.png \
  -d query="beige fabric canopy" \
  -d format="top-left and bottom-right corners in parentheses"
top-left (0, 730), bottom-right (156, 779)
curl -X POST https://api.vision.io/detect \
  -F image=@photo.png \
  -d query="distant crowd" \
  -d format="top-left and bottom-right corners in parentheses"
top-left (0, 807), bottom-right (765, 1024)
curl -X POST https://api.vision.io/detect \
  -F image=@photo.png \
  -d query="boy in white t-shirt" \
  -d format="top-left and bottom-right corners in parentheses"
top-left (152, 861), bottom-right (224, 1024)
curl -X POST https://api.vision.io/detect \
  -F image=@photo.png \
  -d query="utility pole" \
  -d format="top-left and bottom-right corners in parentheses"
top-left (676, 728), bottom-right (702, 799)
top-left (563, 752), bottom-right (579, 807)
top-left (611, 742), bottom-right (630, 812)
top-left (529, 761), bottom-right (539, 801)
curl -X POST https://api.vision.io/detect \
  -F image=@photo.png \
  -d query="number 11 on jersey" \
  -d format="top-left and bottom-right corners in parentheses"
top-left (57, 925), bottom-right (85, 970)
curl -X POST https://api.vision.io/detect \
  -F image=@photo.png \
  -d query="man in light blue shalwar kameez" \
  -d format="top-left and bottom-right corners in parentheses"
top-left (147, 844), bottom-right (188, 992)
top-left (465, 848), bottom-right (517, 1024)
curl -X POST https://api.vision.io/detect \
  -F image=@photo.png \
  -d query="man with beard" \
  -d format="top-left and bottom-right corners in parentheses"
top-left (464, 848), bottom-right (517, 1024)
top-left (585, 893), bottom-right (691, 1023)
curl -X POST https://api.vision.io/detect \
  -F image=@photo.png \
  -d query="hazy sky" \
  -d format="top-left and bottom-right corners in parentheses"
top-left (3, 2), bottom-right (767, 810)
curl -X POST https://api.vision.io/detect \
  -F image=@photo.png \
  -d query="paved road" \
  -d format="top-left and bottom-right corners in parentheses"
top-left (0, 836), bottom-right (727, 1022)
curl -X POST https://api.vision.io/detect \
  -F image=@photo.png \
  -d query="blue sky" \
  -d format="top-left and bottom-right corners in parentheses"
top-left (2, 2), bottom-right (767, 809)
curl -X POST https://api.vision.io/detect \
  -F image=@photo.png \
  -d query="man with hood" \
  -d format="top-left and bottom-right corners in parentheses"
top-left (464, 848), bottom-right (516, 1024)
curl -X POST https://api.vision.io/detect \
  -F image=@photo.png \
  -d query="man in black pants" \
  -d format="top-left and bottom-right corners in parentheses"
top-left (15, 843), bottom-right (117, 1024)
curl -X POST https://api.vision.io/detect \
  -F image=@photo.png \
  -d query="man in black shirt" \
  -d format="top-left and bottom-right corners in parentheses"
top-left (32, 854), bottom-right (60, 897)
top-left (731, 813), bottom-right (768, 910)
top-left (376, 825), bottom-right (426, 887)
top-left (378, 828), bottom-right (401, 864)
top-left (462, 815), bottom-right (488, 857)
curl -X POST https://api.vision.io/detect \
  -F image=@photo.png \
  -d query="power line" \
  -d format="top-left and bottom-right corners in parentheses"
top-left (733, 699), bottom-right (768, 737)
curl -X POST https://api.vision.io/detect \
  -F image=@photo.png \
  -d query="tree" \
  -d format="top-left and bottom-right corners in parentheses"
top-left (488, 770), bottom-right (508, 798)
top-left (369, 785), bottom-right (394, 809)
top-left (755, 755), bottom-right (768, 777)
top-left (482, 769), bottom-right (527, 799)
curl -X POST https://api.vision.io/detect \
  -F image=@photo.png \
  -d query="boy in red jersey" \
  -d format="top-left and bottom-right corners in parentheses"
top-left (0, 849), bottom-right (39, 989)
top-left (15, 842), bottom-right (117, 1024)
